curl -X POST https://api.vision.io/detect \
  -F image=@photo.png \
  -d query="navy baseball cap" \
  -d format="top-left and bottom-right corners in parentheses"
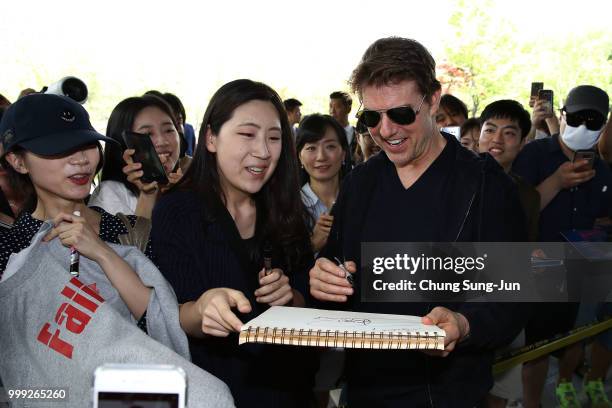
top-left (0, 93), bottom-right (116, 157)
top-left (564, 85), bottom-right (609, 118)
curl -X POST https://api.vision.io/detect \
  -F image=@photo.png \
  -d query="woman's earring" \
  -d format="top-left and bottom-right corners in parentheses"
top-left (300, 163), bottom-right (304, 169)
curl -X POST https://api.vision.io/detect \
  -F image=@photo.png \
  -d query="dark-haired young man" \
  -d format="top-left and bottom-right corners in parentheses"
top-left (479, 100), bottom-right (539, 242)
top-left (477, 100), bottom-right (539, 408)
top-left (310, 37), bottom-right (528, 407)
top-left (330, 91), bottom-right (357, 164)
top-left (283, 98), bottom-right (302, 138)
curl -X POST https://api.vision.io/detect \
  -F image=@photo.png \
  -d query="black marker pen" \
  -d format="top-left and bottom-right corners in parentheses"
top-left (263, 242), bottom-right (273, 276)
top-left (69, 210), bottom-right (80, 277)
top-left (335, 256), bottom-right (353, 287)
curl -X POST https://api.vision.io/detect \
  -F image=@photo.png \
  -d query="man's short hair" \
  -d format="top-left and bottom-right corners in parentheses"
top-left (440, 94), bottom-right (468, 119)
top-left (329, 91), bottom-right (352, 110)
top-left (479, 100), bottom-right (531, 140)
top-left (283, 98), bottom-right (302, 112)
top-left (349, 37), bottom-right (441, 102)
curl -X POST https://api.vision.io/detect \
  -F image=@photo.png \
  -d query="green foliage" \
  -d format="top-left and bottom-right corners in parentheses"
top-left (441, 0), bottom-right (612, 116)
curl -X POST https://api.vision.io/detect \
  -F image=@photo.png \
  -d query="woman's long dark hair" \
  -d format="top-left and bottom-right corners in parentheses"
top-left (175, 79), bottom-right (312, 273)
top-left (101, 95), bottom-right (183, 196)
top-left (295, 113), bottom-right (349, 186)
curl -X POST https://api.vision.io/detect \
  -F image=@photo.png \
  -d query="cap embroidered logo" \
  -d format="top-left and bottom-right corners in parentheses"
top-left (2, 130), bottom-right (14, 147)
top-left (60, 110), bottom-right (76, 123)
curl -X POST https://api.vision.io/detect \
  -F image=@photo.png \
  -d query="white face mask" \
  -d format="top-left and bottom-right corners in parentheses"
top-left (561, 124), bottom-right (601, 151)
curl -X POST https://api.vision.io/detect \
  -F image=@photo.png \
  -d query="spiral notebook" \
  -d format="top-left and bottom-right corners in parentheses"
top-left (239, 306), bottom-right (445, 350)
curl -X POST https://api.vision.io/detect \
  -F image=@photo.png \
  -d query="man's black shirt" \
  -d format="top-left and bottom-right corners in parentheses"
top-left (363, 140), bottom-right (453, 243)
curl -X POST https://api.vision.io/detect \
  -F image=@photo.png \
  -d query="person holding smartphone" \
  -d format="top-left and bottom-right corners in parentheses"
top-left (513, 85), bottom-right (612, 407)
top-left (89, 95), bottom-right (189, 218)
top-left (0, 94), bottom-right (238, 408)
top-left (151, 79), bottom-right (316, 407)
top-left (526, 95), bottom-right (560, 142)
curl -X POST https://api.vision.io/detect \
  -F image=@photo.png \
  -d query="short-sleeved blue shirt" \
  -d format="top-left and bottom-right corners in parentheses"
top-left (512, 134), bottom-right (612, 241)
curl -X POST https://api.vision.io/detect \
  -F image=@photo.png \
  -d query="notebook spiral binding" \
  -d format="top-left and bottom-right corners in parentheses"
top-left (240, 326), bottom-right (443, 350)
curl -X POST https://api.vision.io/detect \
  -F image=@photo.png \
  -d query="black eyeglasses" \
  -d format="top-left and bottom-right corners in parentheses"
top-left (356, 95), bottom-right (427, 128)
top-left (563, 109), bottom-right (606, 131)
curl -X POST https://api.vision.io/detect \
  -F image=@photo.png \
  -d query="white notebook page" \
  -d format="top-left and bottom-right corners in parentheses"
top-left (241, 306), bottom-right (446, 336)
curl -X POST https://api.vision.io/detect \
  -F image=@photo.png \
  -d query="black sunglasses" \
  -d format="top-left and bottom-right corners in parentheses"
top-left (356, 95), bottom-right (427, 128)
top-left (563, 109), bottom-right (606, 131)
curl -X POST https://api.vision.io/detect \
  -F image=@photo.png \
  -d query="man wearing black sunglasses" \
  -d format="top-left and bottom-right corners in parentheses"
top-left (514, 85), bottom-right (610, 224)
top-left (309, 37), bottom-right (528, 407)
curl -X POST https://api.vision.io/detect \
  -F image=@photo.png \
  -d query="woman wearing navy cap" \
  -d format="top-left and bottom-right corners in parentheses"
top-left (0, 93), bottom-right (151, 323)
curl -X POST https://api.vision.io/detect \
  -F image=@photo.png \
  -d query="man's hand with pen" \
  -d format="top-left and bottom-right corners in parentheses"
top-left (309, 257), bottom-right (356, 302)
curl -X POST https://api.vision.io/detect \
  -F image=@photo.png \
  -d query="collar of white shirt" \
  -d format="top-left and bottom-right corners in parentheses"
top-left (344, 124), bottom-right (354, 145)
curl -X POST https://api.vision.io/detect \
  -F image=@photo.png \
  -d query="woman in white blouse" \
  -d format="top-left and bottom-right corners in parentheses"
top-left (296, 114), bottom-right (349, 253)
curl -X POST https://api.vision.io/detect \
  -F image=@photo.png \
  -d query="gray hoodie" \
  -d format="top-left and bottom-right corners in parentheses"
top-left (0, 222), bottom-right (234, 407)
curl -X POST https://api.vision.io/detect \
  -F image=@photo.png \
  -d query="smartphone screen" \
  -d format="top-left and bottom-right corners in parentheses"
top-left (122, 131), bottom-right (169, 185)
top-left (97, 392), bottom-right (179, 407)
top-left (573, 150), bottom-right (595, 170)
top-left (538, 89), bottom-right (554, 115)
top-left (93, 364), bottom-right (186, 408)
top-left (441, 126), bottom-right (461, 141)
top-left (530, 82), bottom-right (544, 98)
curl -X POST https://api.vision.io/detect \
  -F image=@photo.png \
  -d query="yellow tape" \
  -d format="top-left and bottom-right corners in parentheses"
top-left (493, 318), bottom-right (612, 375)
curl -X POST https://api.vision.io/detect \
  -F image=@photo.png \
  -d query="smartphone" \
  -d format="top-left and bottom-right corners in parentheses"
top-left (93, 364), bottom-right (186, 408)
top-left (538, 89), bottom-right (554, 115)
top-left (530, 82), bottom-right (544, 98)
top-left (573, 150), bottom-right (595, 170)
top-left (441, 126), bottom-right (461, 141)
top-left (122, 131), bottom-right (169, 185)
